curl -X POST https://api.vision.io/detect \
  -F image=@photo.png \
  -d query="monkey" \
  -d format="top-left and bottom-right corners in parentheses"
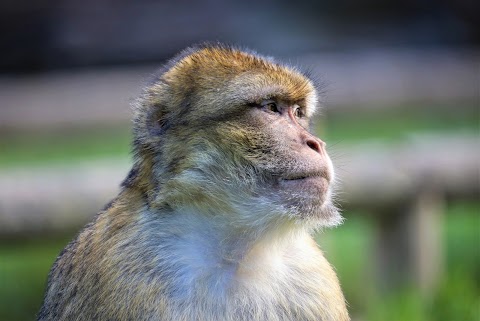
top-left (37, 44), bottom-right (349, 321)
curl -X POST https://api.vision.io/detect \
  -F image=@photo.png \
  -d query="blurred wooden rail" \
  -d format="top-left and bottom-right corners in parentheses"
top-left (337, 135), bottom-right (479, 295)
top-left (0, 134), bottom-right (478, 294)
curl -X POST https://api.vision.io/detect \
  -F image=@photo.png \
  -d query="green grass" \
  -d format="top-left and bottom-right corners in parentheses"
top-left (0, 125), bottom-right (131, 168)
top-left (0, 236), bottom-right (73, 321)
top-left (318, 201), bottom-right (480, 321)
top-left (319, 103), bottom-right (479, 143)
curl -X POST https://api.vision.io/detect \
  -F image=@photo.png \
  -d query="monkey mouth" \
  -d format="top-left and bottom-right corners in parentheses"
top-left (279, 172), bottom-right (331, 195)
top-left (283, 175), bottom-right (317, 181)
top-left (282, 171), bottom-right (329, 182)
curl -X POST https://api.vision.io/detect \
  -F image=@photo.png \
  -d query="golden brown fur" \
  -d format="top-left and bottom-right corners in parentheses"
top-left (37, 44), bottom-right (349, 321)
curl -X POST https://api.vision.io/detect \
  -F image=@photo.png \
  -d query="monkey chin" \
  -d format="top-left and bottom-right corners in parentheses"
top-left (277, 176), bottom-right (343, 228)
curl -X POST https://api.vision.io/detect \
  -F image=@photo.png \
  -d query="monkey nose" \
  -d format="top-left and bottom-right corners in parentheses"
top-left (306, 138), bottom-right (324, 154)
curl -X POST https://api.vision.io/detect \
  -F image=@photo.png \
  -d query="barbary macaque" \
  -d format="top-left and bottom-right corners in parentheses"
top-left (37, 44), bottom-right (349, 321)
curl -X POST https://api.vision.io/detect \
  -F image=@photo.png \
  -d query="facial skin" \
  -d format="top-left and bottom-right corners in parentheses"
top-left (237, 99), bottom-right (337, 222)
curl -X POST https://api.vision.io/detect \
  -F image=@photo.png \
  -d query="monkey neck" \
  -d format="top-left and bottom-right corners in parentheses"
top-left (218, 219), bottom-right (304, 266)
top-left (115, 188), bottom-right (348, 320)
top-left (128, 176), bottom-right (318, 269)
top-left (156, 204), bottom-right (312, 275)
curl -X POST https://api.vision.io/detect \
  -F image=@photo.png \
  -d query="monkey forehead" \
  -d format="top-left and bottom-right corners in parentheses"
top-left (161, 46), bottom-right (318, 116)
top-left (223, 72), bottom-right (318, 117)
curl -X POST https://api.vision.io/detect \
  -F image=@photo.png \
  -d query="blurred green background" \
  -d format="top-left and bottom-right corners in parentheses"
top-left (0, 1), bottom-right (479, 320)
top-left (1, 104), bottom-right (478, 321)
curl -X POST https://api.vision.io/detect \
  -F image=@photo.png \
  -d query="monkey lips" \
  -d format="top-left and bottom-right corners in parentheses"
top-left (281, 173), bottom-right (329, 195)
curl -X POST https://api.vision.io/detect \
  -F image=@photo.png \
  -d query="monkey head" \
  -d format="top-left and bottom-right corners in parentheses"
top-left (128, 44), bottom-right (341, 230)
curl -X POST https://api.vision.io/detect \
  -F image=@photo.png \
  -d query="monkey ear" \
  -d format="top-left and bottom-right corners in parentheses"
top-left (145, 105), bottom-right (169, 137)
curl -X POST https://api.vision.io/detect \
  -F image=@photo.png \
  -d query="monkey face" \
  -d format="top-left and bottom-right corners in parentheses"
top-left (133, 45), bottom-right (341, 227)
top-left (212, 98), bottom-right (339, 227)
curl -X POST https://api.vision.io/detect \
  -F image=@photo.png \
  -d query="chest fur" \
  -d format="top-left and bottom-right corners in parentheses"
top-left (141, 237), bottom-right (349, 321)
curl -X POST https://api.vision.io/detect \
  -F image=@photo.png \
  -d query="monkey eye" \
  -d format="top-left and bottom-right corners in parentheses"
top-left (294, 106), bottom-right (305, 118)
top-left (261, 101), bottom-right (280, 114)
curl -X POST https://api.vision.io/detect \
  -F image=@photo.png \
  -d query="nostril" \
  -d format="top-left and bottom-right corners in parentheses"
top-left (306, 139), bottom-right (321, 153)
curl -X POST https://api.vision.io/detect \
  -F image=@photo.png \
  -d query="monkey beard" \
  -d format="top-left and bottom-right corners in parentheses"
top-left (240, 151), bottom-right (343, 229)
top-left (210, 160), bottom-right (343, 230)
top-left (257, 173), bottom-right (343, 230)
